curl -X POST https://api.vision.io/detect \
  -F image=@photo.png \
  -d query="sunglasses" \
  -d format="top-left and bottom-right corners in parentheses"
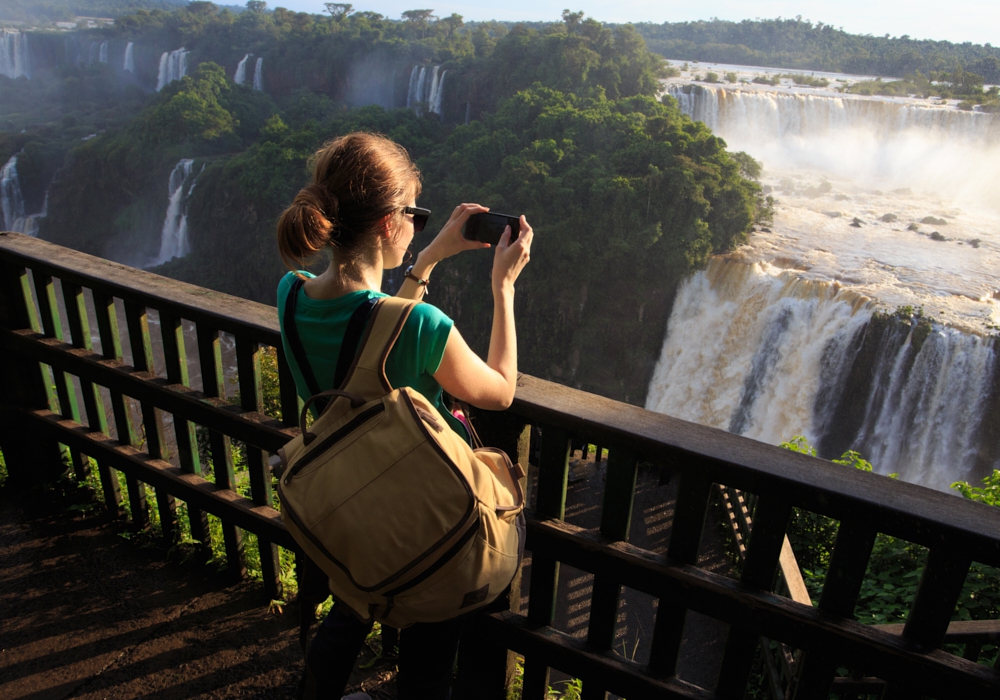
top-left (402, 206), bottom-right (431, 233)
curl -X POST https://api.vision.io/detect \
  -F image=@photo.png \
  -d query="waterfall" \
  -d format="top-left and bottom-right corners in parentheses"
top-left (429, 69), bottom-right (447, 115)
top-left (123, 42), bottom-right (135, 72)
top-left (152, 160), bottom-right (199, 266)
top-left (1, 29), bottom-right (30, 80)
top-left (252, 57), bottom-right (263, 91)
top-left (156, 48), bottom-right (189, 91)
top-left (665, 83), bottom-right (1000, 209)
top-left (99, 41), bottom-right (108, 63)
top-left (645, 257), bottom-right (998, 491)
top-left (234, 53), bottom-right (250, 85)
top-left (1, 155), bottom-right (25, 231)
top-left (406, 64), bottom-right (447, 116)
top-left (0, 155), bottom-right (46, 236)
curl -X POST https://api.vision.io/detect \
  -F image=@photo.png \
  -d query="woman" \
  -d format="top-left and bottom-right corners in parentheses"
top-left (276, 132), bottom-right (533, 700)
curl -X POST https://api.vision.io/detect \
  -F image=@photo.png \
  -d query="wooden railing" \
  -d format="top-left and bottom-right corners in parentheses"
top-left (2, 232), bottom-right (1000, 699)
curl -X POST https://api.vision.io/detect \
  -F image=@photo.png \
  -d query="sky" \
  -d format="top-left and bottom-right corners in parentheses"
top-left (265, 1), bottom-right (997, 46)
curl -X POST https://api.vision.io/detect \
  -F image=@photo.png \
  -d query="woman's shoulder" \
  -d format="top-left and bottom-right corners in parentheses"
top-left (277, 270), bottom-right (312, 298)
top-left (405, 300), bottom-right (453, 330)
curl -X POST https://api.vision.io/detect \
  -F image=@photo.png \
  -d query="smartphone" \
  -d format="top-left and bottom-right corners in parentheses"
top-left (462, 212), bottom-right (520, 245)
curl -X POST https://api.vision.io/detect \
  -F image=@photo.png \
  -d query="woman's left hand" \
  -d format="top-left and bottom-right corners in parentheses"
top-left (418, 203), bottom-right (491, 265)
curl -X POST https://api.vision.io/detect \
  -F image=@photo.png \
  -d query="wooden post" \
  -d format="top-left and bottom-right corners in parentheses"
top-left (0, 255), bottom-right (65, 487)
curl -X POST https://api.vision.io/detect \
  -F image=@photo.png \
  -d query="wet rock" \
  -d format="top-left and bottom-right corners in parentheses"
top-left (921, 216), bottom-right (948, 225)
top-left (762, 185), bottom-right (773, 194)
top-left (761, 227), bottom-right (772, 233)
top-left (823, 211), bottom-right (843, 218)
top-left (880, 213), bottom-right (898, 223)
top-left (892, 187), bottom-right (914, 195)
top-left (850, 217), bottom-right (863, 227)
top-left (834, 194), bottom-right (850, 201)
top-left (930, 231), bottom-right (948, 241)
top-left (969, 238), bottom-right (982, 248)
top-left (907, 223), bottom-right (920, 231)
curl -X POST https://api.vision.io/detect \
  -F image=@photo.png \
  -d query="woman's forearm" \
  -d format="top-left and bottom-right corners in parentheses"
top-left (486, 284), bottom-right (518, 404)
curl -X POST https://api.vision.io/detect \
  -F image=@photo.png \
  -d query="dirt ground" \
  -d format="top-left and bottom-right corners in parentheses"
top-left (0, 480), bottom-right (394, 700)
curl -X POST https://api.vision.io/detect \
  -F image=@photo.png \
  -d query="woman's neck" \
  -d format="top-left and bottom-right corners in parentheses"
top-left (303, 258), bottom-right (383, 300)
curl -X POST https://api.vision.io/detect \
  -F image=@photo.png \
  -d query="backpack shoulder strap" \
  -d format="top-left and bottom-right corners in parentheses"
top-left (341, 297), bottom-right (417, 400)
top-left (283, 277), bottom-right (322, 398)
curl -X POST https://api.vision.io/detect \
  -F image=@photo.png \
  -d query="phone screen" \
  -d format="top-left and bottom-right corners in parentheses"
top-left (462, 212), bottom-right (520, 245)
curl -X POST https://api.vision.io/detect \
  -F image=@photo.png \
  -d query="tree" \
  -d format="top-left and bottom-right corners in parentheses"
top-left (246, 0), bottom-right (267, 14)
top-left (324, 3), bottom-right (353, 20)
top-left (440, 13), bottom-right (463, 39)
top-left (401, 9), bottom-right (436, 38)
top-left (562, 9), bottom-right (584, 33)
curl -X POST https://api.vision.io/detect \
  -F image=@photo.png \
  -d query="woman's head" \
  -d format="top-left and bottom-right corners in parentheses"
top-left (277, 132), bottom-right (421, 275)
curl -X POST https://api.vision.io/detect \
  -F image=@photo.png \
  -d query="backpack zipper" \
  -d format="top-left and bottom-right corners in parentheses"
top-left (283, 403), bottom-right (385, 484)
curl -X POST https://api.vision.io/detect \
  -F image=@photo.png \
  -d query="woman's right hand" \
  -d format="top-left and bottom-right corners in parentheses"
top-left (492, 215), bottom-right (533, 295)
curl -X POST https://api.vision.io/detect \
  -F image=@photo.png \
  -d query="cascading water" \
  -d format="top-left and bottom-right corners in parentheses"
top-left (252, 57), bottom-right (263, 91)
top-left (1, 155), bottom-right (25, 231)
top-left (646, 70), bottom-right (1000, 491)
top-left (1, 29), bottom-right (30, 80)
top-left (234, 53), bottom-right (250, 85)
top-left (156, 48), bottom-right (189, 91)
top-left (665, 82), bottom-right (1000, 210)
top-left (406, 64), bottom-right (447, 115)
top-left (123, 42), bottom-right (135, 72)
top-left (151, 159), bottom-right (200, 266)
top-left (645, 258), bottom-right (998, 491)
top-left (99, 41), bottom-right (108, 63)
top-left (0, 155), bottom-right (46, 236)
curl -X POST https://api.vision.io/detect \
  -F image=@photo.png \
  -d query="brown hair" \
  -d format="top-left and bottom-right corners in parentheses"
top-left (277, 132), bottom-right (421, 277)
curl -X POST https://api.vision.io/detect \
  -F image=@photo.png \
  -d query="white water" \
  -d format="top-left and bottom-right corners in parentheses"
top-left (252, 57), bottom-right (263, 91)
top-left (406, 64), bottom-right (447, 115)
top-left (0, 155), bottom-right (46, 236)
top-left (646, 258), bottom-right (996, 489)
top-left (645, 67), bottom-right (1000, 490)
top-left (98, 41), bottom-right (108, 64)
top-left (123, 42), bottom-right (135, 72)
top-left (156, 48), bottom-right (188, 91)
top-left (234, 54), bottom-right (250, 85)
top-left (1, 155), bottom-right (25, 231)
top-left (1, 29), bottom-right (30, 80)
top-left (664, 79), bottom-right (1000, 333)
top-left (151, 160), bottom-right (199, 266)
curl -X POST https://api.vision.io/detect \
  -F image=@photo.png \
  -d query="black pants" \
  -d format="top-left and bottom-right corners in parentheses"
top-left (299, 603), bottom-right (466, 699)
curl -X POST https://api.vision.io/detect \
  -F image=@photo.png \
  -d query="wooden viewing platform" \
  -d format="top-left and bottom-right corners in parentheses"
top-left (1, 231), bottom-right (999, 699)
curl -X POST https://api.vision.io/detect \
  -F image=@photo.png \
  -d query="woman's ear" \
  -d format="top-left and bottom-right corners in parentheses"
top-left (379, 213), bottom-right (394, 238)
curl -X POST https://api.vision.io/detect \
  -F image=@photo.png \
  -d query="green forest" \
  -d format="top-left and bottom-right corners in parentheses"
top-left (1, 4), bottom-right (769, 403)
top-left (633, 17), bottom-right (1000, 81)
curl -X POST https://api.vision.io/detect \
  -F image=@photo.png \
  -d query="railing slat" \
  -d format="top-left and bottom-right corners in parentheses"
top-left (91, 289), bottom-right (127, 517)
top-left (648, 471), bottom-right (712, 676)
top-left (32, 271), bottom-right (87, 477)
top-left (276, 344), bottom-right (300, 428)
top-left (904, 548), bottom-right (972, 650)
top-left (198, 325), bottom-right (246, 581)
top-left (122, 300), bottom-right (161, 531)
top-left (528, 425), bottom-right (571, 627)
top-left (586, 447), bottom-right (638, 662)
top-left (792, 518), bottom-right (877, 699)
top-left (161, 309), bottom-right (210, 546)
top-left (716, 494), bottom-right (792, 699)
top-left (60, 278), bottom-right (106, 482)
top-left (238, 336), bottom-right (280, 599)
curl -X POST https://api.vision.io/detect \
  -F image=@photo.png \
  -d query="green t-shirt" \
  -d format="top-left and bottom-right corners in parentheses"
top-left (277, 271), bottom-right (468, 439)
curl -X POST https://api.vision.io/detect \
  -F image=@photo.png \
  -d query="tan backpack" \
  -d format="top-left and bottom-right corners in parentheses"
top-left (275, 296), bottom-right (525, 628)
